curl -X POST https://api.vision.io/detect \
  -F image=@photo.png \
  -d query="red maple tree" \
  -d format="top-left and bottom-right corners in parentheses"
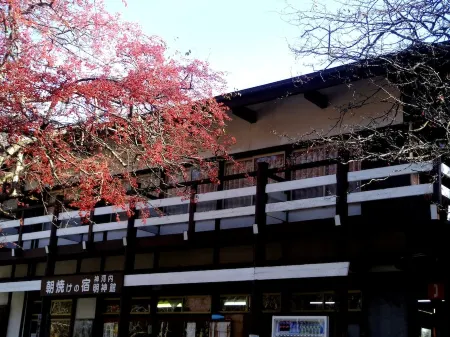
top-left (0, 0), bottom-right (233, 215)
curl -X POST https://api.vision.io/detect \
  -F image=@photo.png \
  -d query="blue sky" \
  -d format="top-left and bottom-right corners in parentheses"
top-left (105, 0), bottom-right (309, 91)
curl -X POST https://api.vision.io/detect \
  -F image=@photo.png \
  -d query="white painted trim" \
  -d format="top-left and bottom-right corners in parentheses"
top-left (22, 230), bottom-right (51, 241)
top-left (266, 196), bottom-right (336, 213)
top-left (348, 184), bottom-right (433, 203)
top-left (348, 163), bottom-right (432, 182)
top-left (266, 175), bottom-right (336, 193)
top-left (125, 268), bottom-right (255, 286)
top-left (124, 262), bottom-right (350, 287)
top-left (92, 221), bottom-right (128, 233)
top-left (58, 211), bottom-right (89, 220)
top-left (267, 211), bottom-right (287, 222)
top-left (255, 262), bottom-right (350, 280)
top-left (57, 226), bottom-right (89, 236)
top-left (135, 214), bottom-right (189, 227)
top-left (24, 215), bottom-right (53, 225)
top-left (137, 197), bottom-right (190, 210)
top-left (442, 185), bottom-right (450, 199)
top-left (0, 280), bottom-right (41, 292)
top-left (442, 163), bottom-right (450, 179)
top-left (0, 263), bottom-right (349, 293)
top-left (0, 234), bottom-right (19, 242)
top-left (430, 204), bottom-right (438, 220)
top-left (193, 206), bottom-right (255, 221)
top-left (94, 205), bottom-right (129, 216)
top-left (196, 186), bottom-right (256, 202)
top-left (0, 220), bottom-right (21, 229)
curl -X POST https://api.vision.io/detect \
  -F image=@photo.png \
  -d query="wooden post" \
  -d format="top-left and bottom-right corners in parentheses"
top-left (92, 253), bottom-right (107, 337)
top-left (250, 162), bottom-right (269, 337)
top-left (432, 158), bottom-right (442, 219)
top-left (250, 282), bottom-right (262, 337)
top-left (16, 210), bottom-right (24, 256)
top-left (188, 183), bottom-right (197, 240)
top-left (87, 209), bottom-right (95, 248)
top-left (68, 298), bottom-right (78, 337)
top-left (92, 296), bottom-right (104, 337)
top-left (254, 161), bottom-right (269, 266)
top-left (150, 291), bottom-right (159, 337)
top-left (336, 150), bottom-right (349, 222)
top-left (118, 208), bottom-right (138, 337)
top-left (336, 151), bottom-right (349, 265)
top-left (335, 278), bottom-right (349, 337)
top-left (214, 160), bottom-right (225, 265)
top-left (39, 198), bottom-right (61, 337)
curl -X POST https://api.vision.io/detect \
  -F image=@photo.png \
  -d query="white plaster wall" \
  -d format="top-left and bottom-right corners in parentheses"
top-left (6, 292), bottom-right (24, 337)
top-left (227, 79), bottom-right (402, 154)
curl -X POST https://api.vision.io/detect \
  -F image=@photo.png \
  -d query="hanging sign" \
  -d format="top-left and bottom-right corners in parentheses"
top-left (41, 273), bottom-right (123, 296)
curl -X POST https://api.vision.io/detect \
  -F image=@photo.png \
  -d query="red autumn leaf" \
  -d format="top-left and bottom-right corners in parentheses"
top-left (0, 0), bottom-right (234, 212)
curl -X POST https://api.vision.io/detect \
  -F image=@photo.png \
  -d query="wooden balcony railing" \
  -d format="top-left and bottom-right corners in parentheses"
top-left (0, 160), bottom-right (446, 251)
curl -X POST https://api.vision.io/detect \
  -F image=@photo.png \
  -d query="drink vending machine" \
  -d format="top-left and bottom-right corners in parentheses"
top-left (271, 316), bottom-right (329, 337)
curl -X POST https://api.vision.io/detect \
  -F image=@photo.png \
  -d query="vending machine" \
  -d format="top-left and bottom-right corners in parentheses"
top-left (271, 316), bottom-right (329, 337)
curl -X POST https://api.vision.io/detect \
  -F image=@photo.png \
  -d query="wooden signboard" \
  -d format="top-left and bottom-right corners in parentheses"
top-left (41, 273), bottom-right (123, 296)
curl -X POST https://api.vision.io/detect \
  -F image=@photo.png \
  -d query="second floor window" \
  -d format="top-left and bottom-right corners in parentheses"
top-left (292, 147), bottom-right (361, 200)
top-left (224, 153), bottom-right (285, 208)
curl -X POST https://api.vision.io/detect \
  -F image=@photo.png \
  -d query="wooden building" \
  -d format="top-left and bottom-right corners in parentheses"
top-left (0, 67), bottom-right (448, 337)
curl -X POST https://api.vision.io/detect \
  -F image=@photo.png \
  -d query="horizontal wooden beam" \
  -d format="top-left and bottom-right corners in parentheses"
top-left (266, 196), bottom-right (336, 212)
top-left (124, 262), bottom-right (350, 286)
top-left (304, 90), bottom-right (329, 109)
top-left (348, 184), bottom-right (433, 203)
top-left (348, 162), bottom-right (433, 182)
top-left (232, 106), bottom-right (257, 123)
top-left (441, 163), bottom-right (450, 179)
top-left (0, 280), bottom-right (41, 292)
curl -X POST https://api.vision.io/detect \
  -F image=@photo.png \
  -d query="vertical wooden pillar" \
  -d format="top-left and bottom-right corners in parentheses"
top-left (336, 278), bottom-right (349, 337)
top-left (214, 161), bottom-right (225, 265)
top-left (188, 183), bottom-right (197, 240)
top-left (432, 158), bottom-right (442, 219)
top-left (39, 198), bottom-right (61, 337)
top-left (68, 298), bottom-right (78, 337)
top-left (250, 283), bottom-right (263, 337)
top-left (336, 150), bottom-right (349, 222)
top-left (16, 211), bottom-right (24, 256)
top-left (150, 291), bottom-right (159, 337)
top-left (118, 208), bottom-right (138, 337)
top-left (254, 161), bottom-right (269, 265)
top-left (335, 150), bottom-right (349, 337)
top-left (92, 297), bottom-right (104, 337)
top-left (336, 151), bottom-right (350, 268)
top-left (405, 276), bottom-right (418, 337)
top-left (87, 209), bottom-right (95, 248)
top-left (93, 254), bottom-right (107, 337)
top-left (250, 162), bottom-right (269, 337)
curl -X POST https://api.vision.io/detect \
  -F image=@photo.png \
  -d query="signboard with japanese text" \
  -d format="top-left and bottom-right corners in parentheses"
top-left (41, 273), bottom-right (123, 296)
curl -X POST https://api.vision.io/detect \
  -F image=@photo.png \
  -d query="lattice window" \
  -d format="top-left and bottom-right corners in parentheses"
top-left (224, 153), bottom-right (285, 208)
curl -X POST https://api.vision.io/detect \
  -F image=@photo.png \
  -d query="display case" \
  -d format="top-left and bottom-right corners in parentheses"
top-left (271, 316), bottom-right (328, 337)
